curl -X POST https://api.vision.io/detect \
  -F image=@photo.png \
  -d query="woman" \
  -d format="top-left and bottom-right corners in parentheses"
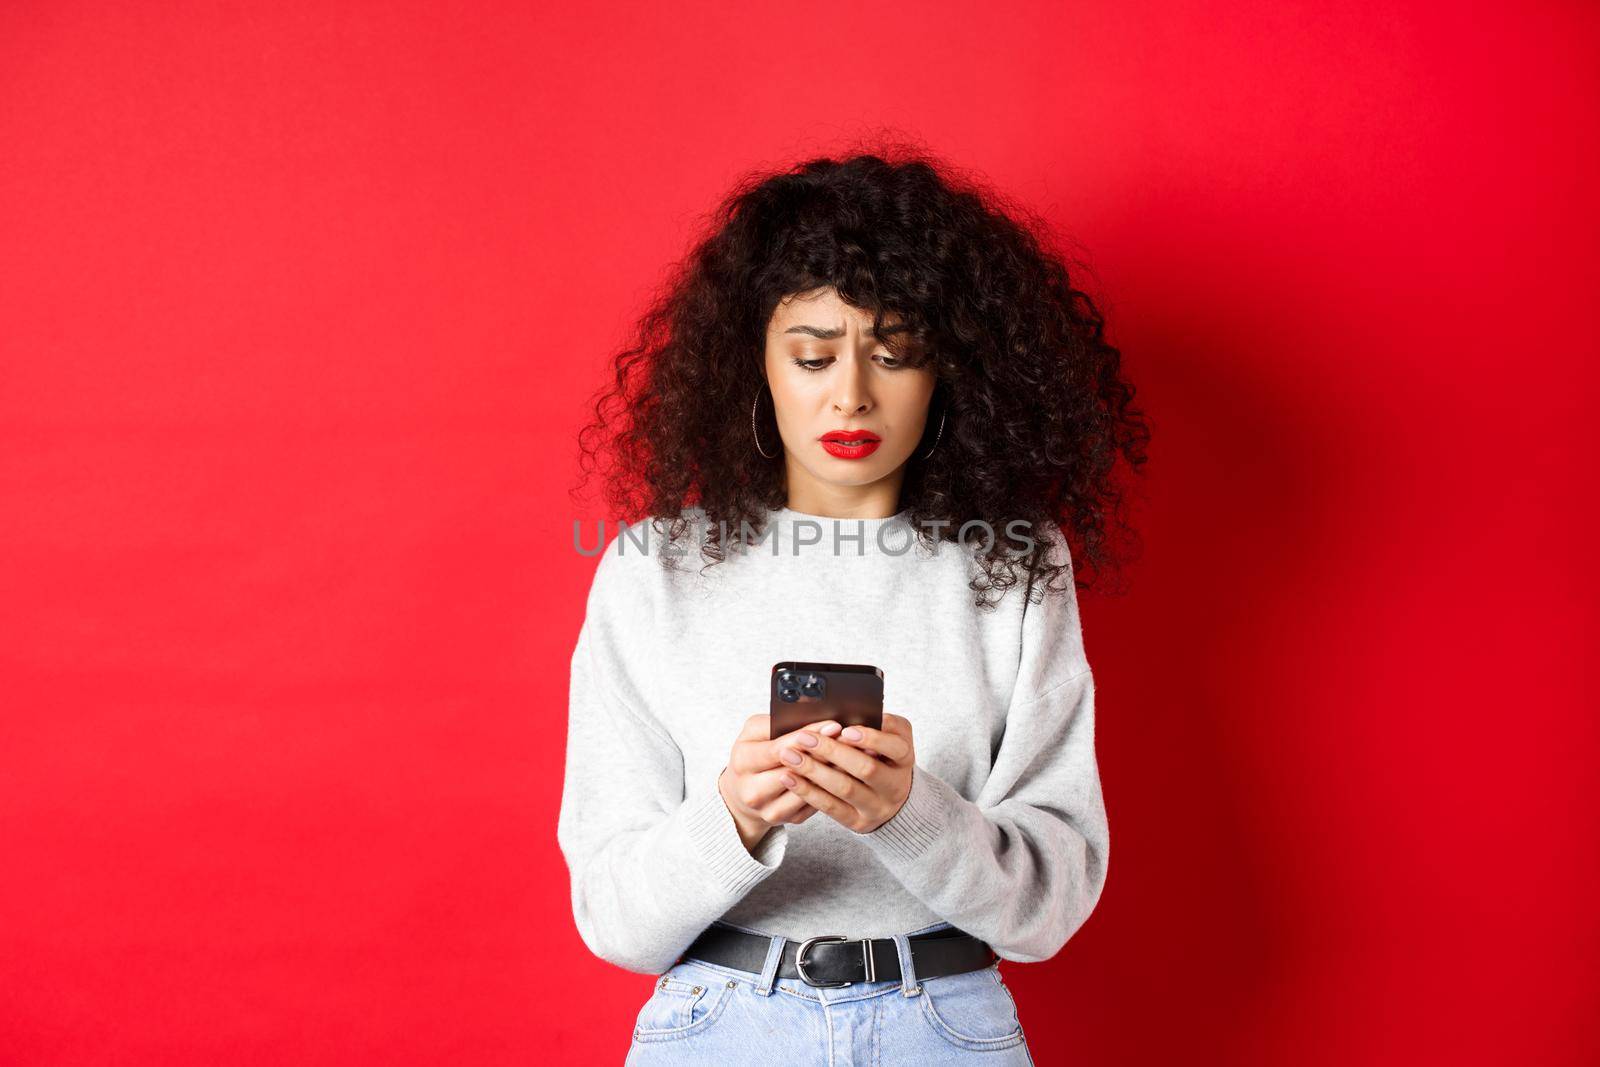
top-left (558, 149), bottom-right (1149, 1065)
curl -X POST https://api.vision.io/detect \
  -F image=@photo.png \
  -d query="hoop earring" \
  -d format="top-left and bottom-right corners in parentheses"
top-left (918, 403), bottom-right (947, 460)
top-left (751, 383), bottom-right (779, 459)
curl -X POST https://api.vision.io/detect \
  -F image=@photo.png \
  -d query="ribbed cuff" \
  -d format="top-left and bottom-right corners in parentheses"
top-left (860, 763), bottom-right (955, 863)
top-left (751, 822), bottom-right (789, 866)
top-left (682, 786), bottom-right (788, 896)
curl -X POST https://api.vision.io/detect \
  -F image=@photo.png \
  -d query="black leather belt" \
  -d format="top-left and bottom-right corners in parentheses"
top-left (679, 922), bottom-right (997, 988)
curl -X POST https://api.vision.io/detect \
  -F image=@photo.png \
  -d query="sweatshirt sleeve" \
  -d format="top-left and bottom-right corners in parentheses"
top-left (555, 542), bottom-right (791, 975)
top-left (857, 527), bottom-right (1109, 963)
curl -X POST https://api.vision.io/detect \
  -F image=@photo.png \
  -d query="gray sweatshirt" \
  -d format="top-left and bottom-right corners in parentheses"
top-left (556, 506), bottom-right (1109, 975)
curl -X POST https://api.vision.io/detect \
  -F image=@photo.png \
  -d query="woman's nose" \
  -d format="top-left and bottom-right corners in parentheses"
top-left (832, 361), bottom-right (871, 414)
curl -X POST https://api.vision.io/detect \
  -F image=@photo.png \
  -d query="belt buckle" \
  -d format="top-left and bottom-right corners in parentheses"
top-left (795, 934), bottom-right (874, 988)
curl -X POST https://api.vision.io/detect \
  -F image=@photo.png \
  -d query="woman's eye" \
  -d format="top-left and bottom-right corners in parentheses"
top-left (788, 354), bottom-right (904, 372)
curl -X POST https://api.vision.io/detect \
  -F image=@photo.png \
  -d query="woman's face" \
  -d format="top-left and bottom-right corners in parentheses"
top-left (762, 286), bottom-right (937, 510)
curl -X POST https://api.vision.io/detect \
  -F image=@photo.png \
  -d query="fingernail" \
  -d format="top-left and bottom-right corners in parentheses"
top-left (819, 722), bottom-right (841, 736)
top-left (780, 773), bottom-right (797, 787)
top-left (797, 732), bottom-right (818, 747)
top-left (781, 748), bottom-right (802, 765)
top-left (842, 727), bottom-right (862, 741)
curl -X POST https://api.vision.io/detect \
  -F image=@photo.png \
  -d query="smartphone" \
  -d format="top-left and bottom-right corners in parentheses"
top-left (769, 661), bottom-right (884, 739)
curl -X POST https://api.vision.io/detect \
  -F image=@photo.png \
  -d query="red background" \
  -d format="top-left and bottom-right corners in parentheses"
top-left (2, 2), bottom-right (1594, 1064)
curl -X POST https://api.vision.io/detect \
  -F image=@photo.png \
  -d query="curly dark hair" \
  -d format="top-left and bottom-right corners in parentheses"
top-left (574, 142), bottom-right (1150, 608)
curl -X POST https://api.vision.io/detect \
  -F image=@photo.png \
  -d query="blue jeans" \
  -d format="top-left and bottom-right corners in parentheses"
top-left (622, 922), bottom-right (1036, 1065)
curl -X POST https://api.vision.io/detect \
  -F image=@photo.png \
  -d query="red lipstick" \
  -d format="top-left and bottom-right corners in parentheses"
top-left (819, 429), bottom-right (882, 460)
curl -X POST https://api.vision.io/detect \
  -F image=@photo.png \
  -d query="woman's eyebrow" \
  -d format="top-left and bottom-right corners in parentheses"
top-left (782, 323), bottom-right (911, 339)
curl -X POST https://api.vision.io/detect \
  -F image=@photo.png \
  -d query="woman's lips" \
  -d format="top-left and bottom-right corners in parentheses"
top-left (819, 433), bottom-right (882, 460)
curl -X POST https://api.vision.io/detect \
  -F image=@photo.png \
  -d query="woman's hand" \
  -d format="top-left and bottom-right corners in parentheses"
top-left (774, 713), bottom-right (915, 834)
top-left (717, 714), bottom-right (838, 852)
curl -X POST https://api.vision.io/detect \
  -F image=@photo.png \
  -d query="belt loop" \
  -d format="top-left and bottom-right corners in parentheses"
top-left (753, 934), bottom-right (787, 997)
top-left (892, 932), bottom-right (921, 997)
